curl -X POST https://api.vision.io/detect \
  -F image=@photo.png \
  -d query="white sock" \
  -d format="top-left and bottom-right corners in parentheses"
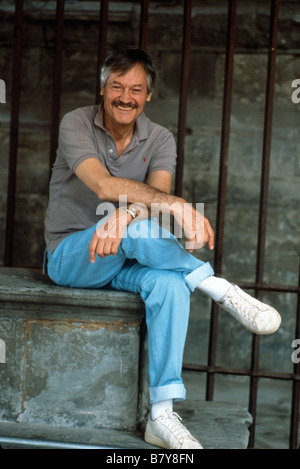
top-left (151, 399), bottom-right (173, 420)
top-left (197, 276), bottom-right (232, 302)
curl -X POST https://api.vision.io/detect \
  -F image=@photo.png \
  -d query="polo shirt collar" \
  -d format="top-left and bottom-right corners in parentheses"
top-left (94, 102), bottom-right (149, 142)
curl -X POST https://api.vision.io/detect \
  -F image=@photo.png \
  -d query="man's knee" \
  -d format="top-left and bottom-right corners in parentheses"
top-left (127, 217), bottom-right (169, 241)
top-left (146, 270), bottom-right (190, 298)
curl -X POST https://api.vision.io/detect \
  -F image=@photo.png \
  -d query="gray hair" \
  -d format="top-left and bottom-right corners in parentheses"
top-left (100, 48), bottom-right (156, 94)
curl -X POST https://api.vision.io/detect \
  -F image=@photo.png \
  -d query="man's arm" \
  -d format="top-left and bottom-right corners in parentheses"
top-left (75, 157), bottom-right (214, 260)
top-left (75, 157), bottom-right (174, 207)
top-left (145, 170), bottom-right (172, 194)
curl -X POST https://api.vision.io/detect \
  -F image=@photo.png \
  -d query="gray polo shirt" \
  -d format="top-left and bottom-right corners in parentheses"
top-left (44, 104), bottom-right (177, 252)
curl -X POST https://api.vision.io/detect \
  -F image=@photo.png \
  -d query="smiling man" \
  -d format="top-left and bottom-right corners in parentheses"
top-left (44, 48), bottom-right (281, 449)
top-left (101, 63), bottom-right (152, 128)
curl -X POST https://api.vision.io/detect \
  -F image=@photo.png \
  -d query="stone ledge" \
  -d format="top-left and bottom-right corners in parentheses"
top-left (0, 267), bottom-right (144, 313)
top-left (176, 400), bottom-right (252, 450)
top-left (0, 400), bottom-right (252, 449)
top-left (0, 266), bottom-right (147, 432)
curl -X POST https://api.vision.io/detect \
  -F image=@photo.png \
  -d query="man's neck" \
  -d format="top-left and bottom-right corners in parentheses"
top-left (104, 114), bottom-right (134, 138)
top-left (104, 116), bottom-right (135, 156)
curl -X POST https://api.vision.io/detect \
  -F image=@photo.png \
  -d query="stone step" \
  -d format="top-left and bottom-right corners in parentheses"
top-left (0, 400), bottom-right (252, 449)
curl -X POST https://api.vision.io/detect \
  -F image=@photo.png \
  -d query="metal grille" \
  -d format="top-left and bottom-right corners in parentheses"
top-left (2, 0), bottom-right (299, 449)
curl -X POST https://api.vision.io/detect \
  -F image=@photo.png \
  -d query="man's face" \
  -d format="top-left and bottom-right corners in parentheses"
top-left (101, 64), bottom-right (152, 129)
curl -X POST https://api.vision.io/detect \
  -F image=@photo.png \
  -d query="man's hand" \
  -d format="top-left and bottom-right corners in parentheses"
top-left (172, 199), bottom-right (214, 252)
top-left (89, 208), bottom-right (131, 262)
top-left (185, 215), bottom-right (215, 252)
top-left (89, 199), bottom-right (214, 262)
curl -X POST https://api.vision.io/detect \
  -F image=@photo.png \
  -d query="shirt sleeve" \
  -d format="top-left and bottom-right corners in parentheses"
top-left (147, 127), bottom-right (177, 175)
top-left (58, 108), bottom-right (100, 173)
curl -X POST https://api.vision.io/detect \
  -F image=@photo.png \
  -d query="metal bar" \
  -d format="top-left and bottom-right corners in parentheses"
top-left (238, 282), bottom-right (300, 294)
top-left (49, 0), bottom-right (65, 174)
top-left (247, 334), bottom-right (260, 448)
top-left (174, 0), bottom-right (192, 198)
top-left (248, 0), bottom-right (279, 449)
top-left (95, 0), bottom-right (109, 104)
top-left (255, 0), bottom-right (279, 287)
top-left (139, 0), bottom-right (149, 52)
top-left (183, 362), bottom-right (300, 382)
top-left (206, 0), bottom-right (237, 401)
top-left (4, 0), bottom-right (24, 267)
top-left (289, 259), bottom-right (300, 449)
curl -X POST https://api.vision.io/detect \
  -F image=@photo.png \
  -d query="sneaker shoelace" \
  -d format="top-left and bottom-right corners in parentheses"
top-left (160, 410), bottom-right (198, 444)
top-left (223, 286), bottom-right (268, 321)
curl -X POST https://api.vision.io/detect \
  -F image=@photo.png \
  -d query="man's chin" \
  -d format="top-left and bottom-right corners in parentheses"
top-left (113, 111), bottom-right (138, 125)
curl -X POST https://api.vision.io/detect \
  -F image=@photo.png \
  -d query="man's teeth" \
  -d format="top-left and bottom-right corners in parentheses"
top-left (117, 105), bottom-right (133, 110)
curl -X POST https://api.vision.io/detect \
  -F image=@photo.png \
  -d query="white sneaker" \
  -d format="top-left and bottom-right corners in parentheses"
top-left (144, 409), bottom-right (203, 449)
top-left (218, 284), bottom-right (281, 335)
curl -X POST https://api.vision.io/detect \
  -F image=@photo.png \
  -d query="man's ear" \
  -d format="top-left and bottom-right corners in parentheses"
top-left (100, 88), bottom-right (104, 96)
top-left (146, 92), bottom-right (152, 102)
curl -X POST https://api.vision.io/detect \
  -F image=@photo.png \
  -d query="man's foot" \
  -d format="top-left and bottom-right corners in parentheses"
top-left (218, 284), bottom-right (281, 335)
top-left (144, 409), bottom-right (203, 449)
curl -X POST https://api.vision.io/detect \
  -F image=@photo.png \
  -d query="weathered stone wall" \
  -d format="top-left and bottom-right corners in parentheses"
top-left (0, 267), bottom-right (148, 432)
top-left (0, 0), bottom-right (299, 371)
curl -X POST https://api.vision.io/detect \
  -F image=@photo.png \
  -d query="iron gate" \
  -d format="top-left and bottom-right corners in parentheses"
top-left (2, 0), bottom-right (299, 449)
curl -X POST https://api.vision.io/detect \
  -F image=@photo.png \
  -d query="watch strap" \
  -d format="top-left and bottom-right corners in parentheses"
top-left (124, 207), bottom-right (137, 219)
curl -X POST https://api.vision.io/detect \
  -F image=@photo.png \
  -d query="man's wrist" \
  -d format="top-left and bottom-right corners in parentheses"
top-left (119, 206), bottom-right (136, 223)
top-left (124, 206), bottom-right (137, 219)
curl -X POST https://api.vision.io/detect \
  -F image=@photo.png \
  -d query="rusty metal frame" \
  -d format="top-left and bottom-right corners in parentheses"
top-left (3, 0), bottom-right (299, 449)
top-left (4, 0), bottom-right (24, 267)
top-left (205, 0), bottom-right (237, 408)
top-left (49, 0), bottom-right (65, 174)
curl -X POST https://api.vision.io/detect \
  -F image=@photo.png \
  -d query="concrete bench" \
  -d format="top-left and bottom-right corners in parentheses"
top-left (0, 267), bottom-right (148, 434)
top-left (0, 267), bottom-right (252, 449)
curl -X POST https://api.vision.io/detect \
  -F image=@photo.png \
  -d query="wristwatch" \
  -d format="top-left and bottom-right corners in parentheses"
top-left (124, 206), bottom-right (137, 219)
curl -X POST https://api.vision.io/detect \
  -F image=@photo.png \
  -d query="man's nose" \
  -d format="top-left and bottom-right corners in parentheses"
top-left (120, 89), bottom-right (131, 102)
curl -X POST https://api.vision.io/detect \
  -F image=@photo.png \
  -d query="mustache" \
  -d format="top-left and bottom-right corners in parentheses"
top-left (112, 99), bottom-right (138, 109)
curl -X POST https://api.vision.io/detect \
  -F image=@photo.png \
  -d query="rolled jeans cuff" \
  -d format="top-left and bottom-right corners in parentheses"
top-left (149, 383), bottom-right (186, 404)
top-left (184, 261), bottom-right (214, 292)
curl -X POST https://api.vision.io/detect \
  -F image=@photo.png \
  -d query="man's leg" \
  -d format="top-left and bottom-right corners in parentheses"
top-left (47, 217), bottom-right (281, 335)
top-left (46, 216), bottom-right (214, 290)
top-left (121, 218), bottom-right (281, 336)
top-left (46, 224), bottom-right (127, 288)
top-left (110, 260), bottom-right (203, 449)
top-left (111, 260), bottom-right (190, 402)
top-left (46, 220), bottom-right (205, 449)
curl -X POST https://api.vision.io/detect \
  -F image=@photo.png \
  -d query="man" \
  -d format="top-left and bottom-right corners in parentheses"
top-left (44, 48), bottom-right (281, 449)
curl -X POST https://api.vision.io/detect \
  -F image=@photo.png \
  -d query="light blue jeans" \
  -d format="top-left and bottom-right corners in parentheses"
top-left (46, 217), bottom-right (214, 404)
